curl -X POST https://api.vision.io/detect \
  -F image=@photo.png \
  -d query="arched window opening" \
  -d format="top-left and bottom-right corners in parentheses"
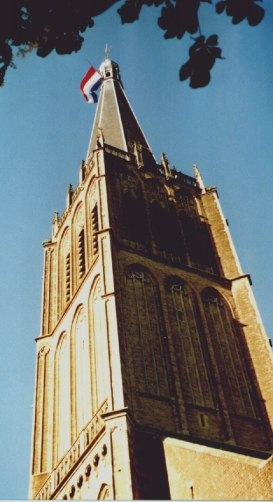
top-left (56, 334), bottom-right (70, 462)
top-left (91, 280), bottom-right (111, 411)
top-left (118, 171), bottom-right (147, 250)
top-left (91, 204), bottom-right (99, 256)
top-left (59, 229), bottom-right (70, 314)
top-left (32, 346), bottom-right (51, 474)
top-left (118, 172), bottom-right (137, 197)
top-left (98, 483), bottom-right (110, 500)
top-left (166, 279), bottom-right (214, 408)
top-left (78, 228), bottom-right (85, 278)
top-left (125, 267), bottom-right (170, 398)
top-left (177, 190), bottom-right (219, 273)
top-left (151, 201), bottom-right (182, 261)
top-left (202, 289), bottom-right (257, 418)
top-left (72, 307), bottom-right (92, 436)
top-left (146, 179), bottom-right (167, 207)
top-left (123, 192), bottom-right (147, 248)
top-left (180, 210), bottom-right (201, 265)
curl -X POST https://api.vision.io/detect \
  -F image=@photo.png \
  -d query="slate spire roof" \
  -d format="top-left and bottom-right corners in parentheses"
top-left (86, 57), bottom-right (153, 161)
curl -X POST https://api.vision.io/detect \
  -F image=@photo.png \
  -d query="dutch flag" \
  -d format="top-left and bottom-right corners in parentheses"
top-left (80, 66), bottom-right (103, 103)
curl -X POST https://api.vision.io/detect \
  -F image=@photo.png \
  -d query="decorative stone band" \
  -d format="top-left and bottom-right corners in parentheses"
top-left (34, 398), bottom-right (108, 500)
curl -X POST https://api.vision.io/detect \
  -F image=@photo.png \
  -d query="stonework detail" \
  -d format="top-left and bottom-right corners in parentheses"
top-left (125, 267), bottom-right (170, 398)
top-left (166, 278), bottom-right (214, 409)
top-left (72, 306), bottom-right (92, 437)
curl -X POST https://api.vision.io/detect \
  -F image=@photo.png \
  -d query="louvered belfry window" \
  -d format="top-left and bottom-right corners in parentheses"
top-left (65, 253), bottom-right (70, 303)
top-left (202, 288), bottom-right (257, 418)
top-left (78, 228), bottom-right (85, 278)
top-left (91, 204), bottom-right (99, 256)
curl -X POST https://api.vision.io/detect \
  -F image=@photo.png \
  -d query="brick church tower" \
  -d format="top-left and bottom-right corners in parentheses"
top-left (29, 57), bottom-right (273, 500)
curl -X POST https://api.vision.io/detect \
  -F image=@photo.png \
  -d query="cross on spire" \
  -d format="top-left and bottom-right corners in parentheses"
top-left (105, 44), bottom-right (112, 60)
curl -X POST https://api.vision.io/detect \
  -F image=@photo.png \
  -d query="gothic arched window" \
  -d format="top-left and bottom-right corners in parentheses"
top-left (59, 228), bottom-right (71, 314)
top-left (165, 278), bottom-right (214, 408)
top-left (118, 171), bottom-right (147, 249)
top-left (91, 279), bottom-right (111, 411)
top-left (73, 204), bottom-right (86, 288)
top-left (147, 180), bottom-right (182, 261)
top-left (125, 267), bottom-right (170, 398)
top-left (43, 248), bottom-right (57, 334)
top-left (202, 288), bottom-right (257, 418)
top-left (55, 333), bottom-right (70, 462)
top-left (123, 191), bottom-right (147, 246)
top-left (91, 203), bottom-right (99, 256)
top-left (72, 306), bottom-right (92, 436)
top-left (176, 190), bottom-right (219, 273)
top-left (32, 346), bottom-right (50, 474)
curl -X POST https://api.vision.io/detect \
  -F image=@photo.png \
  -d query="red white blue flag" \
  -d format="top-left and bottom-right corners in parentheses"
top-left (80, 66), bottom-right (103, 103)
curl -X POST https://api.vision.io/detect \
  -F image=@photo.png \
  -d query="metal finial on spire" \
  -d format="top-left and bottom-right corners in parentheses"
top-left (105, 44), bottom-right (112, 60)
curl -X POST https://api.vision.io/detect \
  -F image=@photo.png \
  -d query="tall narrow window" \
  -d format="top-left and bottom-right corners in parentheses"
top-left (166, 278), bottom-right (214, 408)
top-left (65, 253), bottom-right (70, 303)
top-left (32, 346), bottom-right (50, 474)
top-left (123, 192), bottom-right (147, 247)
top-left (91, 280), bottom-right (111, 411)
top-left (73, 204), bottom-right (85, 287)
top-left (59, 228), bottom-right (70, 314)
top-left (202, 288), bottom-right (257, 418)
top-left (91, 204), bottom-right (99, 256)
top-left (56, 334), bottom-right (70, 462)
top-left (125, 267), bottom-right (170, 398)
top-left (118, 171), bottom-right (147, 250)
top-left (78, 228), bottom-right (85, 278)
top-left (150, 201), bottom-right (182, 261)
top-left (147, 180), bottom-right (183, 261)
top-left (176, 190), bottom-right (219, 274)
top-left (72, 307), bottom-right (92, 436)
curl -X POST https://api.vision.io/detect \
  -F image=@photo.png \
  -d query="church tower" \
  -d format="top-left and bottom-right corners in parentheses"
top-left (29, 58), bottom-right (273, 500)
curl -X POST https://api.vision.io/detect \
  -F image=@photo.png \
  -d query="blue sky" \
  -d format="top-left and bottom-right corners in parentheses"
top-left (0, 1), bottom-right (273, 498)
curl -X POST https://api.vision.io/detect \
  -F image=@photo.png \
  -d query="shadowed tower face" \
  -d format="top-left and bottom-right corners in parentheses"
top-left (29, 58), bottom-right (273, 501)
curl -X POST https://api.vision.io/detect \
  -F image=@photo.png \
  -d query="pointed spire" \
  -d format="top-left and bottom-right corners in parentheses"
top-left (133, 142), bottom-right (144, 169)
top-left (79, 161), bottom-right (86, 183)
top-left (193, 164), bottom-right (205, 193)
top-left (161, 152), bottom-right (173, 180)
top-left (52, 211), bottom-right (59, 237)
top-left (66, 184), bottom-right (73, 208)
top-left (86, 58), bottom-right (154, 164)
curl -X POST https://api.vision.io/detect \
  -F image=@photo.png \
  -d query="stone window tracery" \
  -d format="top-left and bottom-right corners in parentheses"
top-left (33, 346), bottom-right (50, 474)
top-left (118, 172), bottom-right (137, 198)
top-left (91, 280), bottom-right (111, 411)
top-left (202, 288), bottom-right (257, 418)
top-left (72, 306), bottom-right (92, 436)
top-left (91, 204), bottom-right (99, 256)
top-left (146, 181), bottom-right (183, 261)
top-left (146, 179), bottom-right (168, 207)
top-left (56, 333), bottom-right (70, 462)
top-left (118, 171), bottom-right (147, 249)
top-left (175, 189), bottom-right (219, 273)
top-left (59, 229), bottom-right (71, 314)
top-left (166, 278), bottom-right (214, 408)
top-left (125, 267), bottom-right (170, 398)
top-left (73, 205), bottom-right (86, 286)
